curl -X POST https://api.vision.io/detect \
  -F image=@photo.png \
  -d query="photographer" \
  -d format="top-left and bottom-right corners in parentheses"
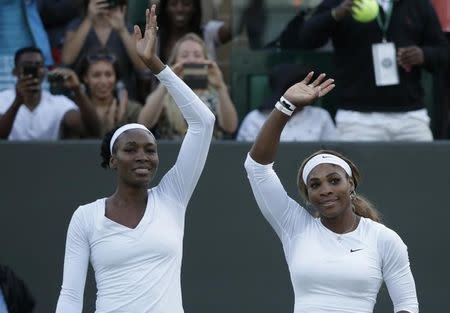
top-left (61, 0), bottom-right (147, 100)
top-left (139, 33), bottom-right (238, 139)
top-left (0, 47), bottom-right (100, 140)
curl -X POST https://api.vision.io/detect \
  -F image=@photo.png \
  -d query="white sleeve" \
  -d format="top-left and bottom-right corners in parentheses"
top-left (155, 66), bottom-right (215, 213)
top-left (378, 227), bottom-right (419, 313)
top-left (55, 208), bottom-right (90, 313)
top-left (244, 153), bottom-right (313, 242)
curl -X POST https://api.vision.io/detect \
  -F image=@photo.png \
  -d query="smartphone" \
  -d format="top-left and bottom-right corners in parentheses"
top-left (48, 73), bottom-right (66, 95)
top-left (22, 65), bottom-right (38, 79)
top-left (98, 0), bottom-right (119, 9)
top-left (183, 63), bottom-right (208, 89)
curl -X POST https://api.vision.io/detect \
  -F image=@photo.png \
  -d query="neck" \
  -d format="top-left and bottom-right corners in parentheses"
top-left (93, 94), bottom-right (114, 107)
top-left (321, 209), bottom-right (358, 234)
top-left (111, 184), bottom-right (149, 211)
top-left (24, 91), bottom-right (42, 109)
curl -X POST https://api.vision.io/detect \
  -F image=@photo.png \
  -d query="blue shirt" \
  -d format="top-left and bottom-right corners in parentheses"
top-left (0, 290), bottom-right (8, 313)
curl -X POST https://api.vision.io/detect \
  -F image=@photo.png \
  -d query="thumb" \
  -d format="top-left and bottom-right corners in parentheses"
top-left (134, 25), bottom-right (142, 41)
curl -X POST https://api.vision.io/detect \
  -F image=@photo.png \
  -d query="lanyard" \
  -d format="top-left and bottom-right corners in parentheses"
top-left (376, 0), bottom-right (394, 42)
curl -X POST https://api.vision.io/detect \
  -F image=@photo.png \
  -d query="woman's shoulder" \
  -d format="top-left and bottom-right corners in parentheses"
top-left (362, 218), bottom-right (406, 250)
top-left (73, 198), bottom-right (104, 222)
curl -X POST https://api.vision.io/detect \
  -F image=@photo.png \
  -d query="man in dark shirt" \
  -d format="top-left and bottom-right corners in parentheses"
top-left (298, 0), bottom-right (448, 141)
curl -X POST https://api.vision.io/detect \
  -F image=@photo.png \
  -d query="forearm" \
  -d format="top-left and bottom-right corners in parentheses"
top-left (0, 99), bottom-right (21, 139)
top-left (138, 84), bottom-right (167, 127)
top-left (61, 19), bottom-right (92, 65)
top-left (216, 84), bottom-right (238, 133)
top-left (249, 109), bottom-right (290, 164)
top-left (118, 29), bottom-right (148, 70)
top-left (73, 89), bottom-right (100, 137)
top-left (156, 67), bottom-right (215, 128)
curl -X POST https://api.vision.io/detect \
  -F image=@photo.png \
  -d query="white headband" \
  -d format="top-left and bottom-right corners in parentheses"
top-left (109, 123), bottom-right (151, 153)
top-left (302, 153), bottom-right (352, 184)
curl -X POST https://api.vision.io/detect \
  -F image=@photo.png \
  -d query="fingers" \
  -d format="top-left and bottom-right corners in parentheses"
top-left (318, 79), bottom-right (335, 97)
top-left (301, 71), bottom-right (315, 84)
top-left (134, 25), bottom-right (142, 41)
top-left (310, 73), bottom-right (327, 87)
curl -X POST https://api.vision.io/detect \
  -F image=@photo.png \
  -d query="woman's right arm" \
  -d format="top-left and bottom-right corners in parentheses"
top-left (137, 83), bottom-right (167, 128)
top-left (246, 72), bottom-right (334, 239)
top-left (61, 0), bottom-right (109, 65)
top-left (55, 209), bottom-right (90, 313)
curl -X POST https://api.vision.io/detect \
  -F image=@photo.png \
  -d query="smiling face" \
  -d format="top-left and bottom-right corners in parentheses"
top-left (84, 60), bottom-right (116, 100)
top-left (166, 0), bottom-right (195, 29)
top-left (110, 129), bottom-right (159, 188)
top-left (306, 164), bottom-right (354, 218)
top-left (175, 39), bottom-right (206, 64)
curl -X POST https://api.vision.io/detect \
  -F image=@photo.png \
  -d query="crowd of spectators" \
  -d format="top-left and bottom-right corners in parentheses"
top-left (0, 0), bottom-right (449, 142)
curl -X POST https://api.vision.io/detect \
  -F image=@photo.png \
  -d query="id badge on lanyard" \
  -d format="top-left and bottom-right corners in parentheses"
top-left (371, 1), bottom-right (399, 86)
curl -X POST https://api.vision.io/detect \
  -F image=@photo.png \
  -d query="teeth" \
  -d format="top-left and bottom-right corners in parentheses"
top-left (135, 168), bottom-right (150, 174)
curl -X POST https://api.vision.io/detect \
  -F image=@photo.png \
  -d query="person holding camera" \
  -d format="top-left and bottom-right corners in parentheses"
top-left (61, 0), bottom-right (147, 99)
top-left (139, 33), bottom-right (238, 139)
top-left (77, 50), bottom-right (144, 137)
top-left (0, 47), bottom-right (99, 140)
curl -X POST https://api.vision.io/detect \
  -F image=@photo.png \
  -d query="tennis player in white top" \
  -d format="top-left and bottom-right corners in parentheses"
top-left (55, 5), bottom-right (215, 313)
top-left (244, 72), bottom-right (418, 313)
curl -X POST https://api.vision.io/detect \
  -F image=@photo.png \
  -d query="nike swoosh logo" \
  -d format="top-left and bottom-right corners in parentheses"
top-left (350, 248), bottom-right (363, 253)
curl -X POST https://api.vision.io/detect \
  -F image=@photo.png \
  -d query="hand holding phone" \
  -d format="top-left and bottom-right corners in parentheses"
top-left (183, 63), bottom-right (208, 89)
top-left (22, 65), bottom-right (38, 79)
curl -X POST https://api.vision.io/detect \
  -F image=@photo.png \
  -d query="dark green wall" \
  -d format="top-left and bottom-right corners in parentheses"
top-left (1, 142), bottom-right (449, 313)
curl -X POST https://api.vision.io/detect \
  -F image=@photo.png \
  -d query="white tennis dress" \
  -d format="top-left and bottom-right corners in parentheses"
top-left (55, 66), bottom-right (215, 313)
top-left (245, 154), bottom-right (419, 313)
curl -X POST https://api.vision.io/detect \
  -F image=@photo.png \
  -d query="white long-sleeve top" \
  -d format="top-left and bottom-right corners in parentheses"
top-left (55, 66), bottom-right (215, 313)
top-left (244, 154), bottom-right (419, 313)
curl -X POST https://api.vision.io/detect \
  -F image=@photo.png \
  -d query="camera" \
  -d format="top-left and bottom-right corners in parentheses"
top-left (22, 65), bottom-right (38, 79)
top-left (183, 63), bottom-right (208, 89)
top-left (99, 0), bottom-right (120, 9)
top-left (47, 73), bottom-right (66, 95)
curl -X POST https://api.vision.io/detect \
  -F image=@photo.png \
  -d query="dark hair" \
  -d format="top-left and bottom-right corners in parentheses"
top-left (297, 149), bottom-right (381, 222)
top-left (158, 0), bottom-right (203, 62)
top-left (78, 49), bottom-right (121, 81)
top-left (0, 265), bottom-right (35, 313)
top-left (14, 47), bottom-right (43, 66)
top-left (100, 126), bottom-right (120, 168)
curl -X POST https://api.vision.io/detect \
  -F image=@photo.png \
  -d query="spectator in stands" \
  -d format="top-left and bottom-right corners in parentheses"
top-left (237, 64), bottom-right (337, 141)
top-left (61, 0), bottom-right (147, 99)
top-left (0, 0), bottom-right (53, 91)
top-left (37, 0), bottom-right (82, 64)
top-left (157, 0), bottom-right (231, 63)
top-left (298, 0), bottom-right (449, 141)
top-left (78, 50), bottom-right (143, 137)
top-left (0, 265), bottom-right (35, 313)
top-left (236, 0), bottom-right (267, 49)
top-left (140, 33), bottom-right (238, 139)
top-left (0, 47), bottom-right (99, 140)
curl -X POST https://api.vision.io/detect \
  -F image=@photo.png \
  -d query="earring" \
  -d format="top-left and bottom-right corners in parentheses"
top-left (350, 190), bottom-right (356, 201)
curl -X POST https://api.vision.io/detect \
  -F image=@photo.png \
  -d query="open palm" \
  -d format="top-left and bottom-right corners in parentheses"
top-left (134, 5), bottom-right (159, 67)
top-left (283, 72), bottom-right (335, 108)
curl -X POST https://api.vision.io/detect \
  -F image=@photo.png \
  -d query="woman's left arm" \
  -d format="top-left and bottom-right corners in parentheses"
top-left (208, 61), bottom-right (238, 133)
top-left (135, 6), bottom-right (215, 208)
top-left (379, 227), bottom-right (419, 313)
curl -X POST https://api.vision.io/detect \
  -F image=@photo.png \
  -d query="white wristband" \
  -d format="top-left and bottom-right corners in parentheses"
top-left (275, 101), bottom-right (294, 116)
top-left (280, 96), bottom-right (296, 111)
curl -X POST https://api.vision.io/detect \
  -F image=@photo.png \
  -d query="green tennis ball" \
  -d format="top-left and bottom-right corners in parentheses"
top-left (352, 0), bottom-right (379, 23)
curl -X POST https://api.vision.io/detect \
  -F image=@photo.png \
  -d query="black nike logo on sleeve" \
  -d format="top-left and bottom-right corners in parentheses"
top-left (350, 248), bottom-right (363, 253)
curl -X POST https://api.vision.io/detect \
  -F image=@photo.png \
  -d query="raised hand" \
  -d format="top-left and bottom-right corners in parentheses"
top-left (134, 5), bottom-right (164, 73)
top-left (283, 72), bottom-right (335, 108)
top-left (206, 61), bottom-right (225, 89)
top-left (87, 0), bottom-right (109, 21)
top-left (107, 6), bottom-right (127, 32)
top-left (397, 46), bottom-right (424, 73)
top-left (49, 68), bottom-right (81, 91)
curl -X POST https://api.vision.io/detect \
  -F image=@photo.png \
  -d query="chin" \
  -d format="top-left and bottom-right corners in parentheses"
top-left (318, 207), bottom-right (342, 219)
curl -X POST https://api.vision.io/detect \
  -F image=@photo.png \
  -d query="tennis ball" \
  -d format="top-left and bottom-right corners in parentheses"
top-left (352, 0), bottom-right (379, 23)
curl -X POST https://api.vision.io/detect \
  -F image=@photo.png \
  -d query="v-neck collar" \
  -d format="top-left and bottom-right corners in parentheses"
top-left (97, 190), bottom-right (156, 238)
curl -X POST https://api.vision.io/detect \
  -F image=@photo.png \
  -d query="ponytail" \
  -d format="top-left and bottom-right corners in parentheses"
top-left (353, 193), bottom-right (381, 222)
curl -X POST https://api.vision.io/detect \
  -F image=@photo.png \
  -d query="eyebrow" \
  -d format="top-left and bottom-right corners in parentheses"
top-left (308, 172), bottom-right (342, 181)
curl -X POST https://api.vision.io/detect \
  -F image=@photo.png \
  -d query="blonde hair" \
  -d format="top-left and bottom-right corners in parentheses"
top-left (164, 33), bottom-right (209, 135)
top-left (297, 150), bottom-right (381, 222)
